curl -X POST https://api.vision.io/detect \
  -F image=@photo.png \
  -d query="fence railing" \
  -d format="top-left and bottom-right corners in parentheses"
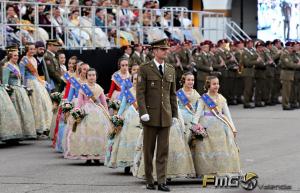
top-left (0, 1), bottom-right (235, 50)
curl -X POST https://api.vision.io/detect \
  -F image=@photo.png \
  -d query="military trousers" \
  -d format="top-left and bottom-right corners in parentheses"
top-left (272, 71), bottom-right (281, 103)
top-left (290, 71), bottom-right (300, 105)
top-left (255, 77), bottom-right (267, 104)
top-left (196, 80), bottom-right (205, 95)
top-left (265, 76), bottom-right (275, 103)
top-left (281, 80), bottom-right (293, 108)
top-left (143, 125), bottom-right (170, 184)
top-left (243, 76), bottom-right (254, 104)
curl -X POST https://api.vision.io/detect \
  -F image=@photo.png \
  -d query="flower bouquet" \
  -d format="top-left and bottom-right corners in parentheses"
top-left (61, 100), bottom-right (74, 113)
top-left (108, 115), bottom-right (124, 139)
top-left (190, 122), bottom-right (208, 140)
top-left (108, 100), bottom-right (121, 115)
top-left (50, 92), bottom-right (62, 104)
top-left (71, 107), bottom-right (86, 132)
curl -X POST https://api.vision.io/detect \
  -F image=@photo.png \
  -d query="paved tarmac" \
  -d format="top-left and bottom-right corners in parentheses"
top-left (0, 104), bottom-right (300, 193)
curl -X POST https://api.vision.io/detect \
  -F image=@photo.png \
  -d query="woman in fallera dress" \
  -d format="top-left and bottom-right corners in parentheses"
top-left (193, 76), bottom-right (241, 176)
top-left (2, 50), bottom-right (36, 139)
top-left (107, 58), bottom-right (131, 102)
top-left (19, 43), bottom-right (52, 135)
top-left (64, 68), bottom-right (112, 164)
top-left (0, 50), bottom-right (23, 142)
top-left (105, 73), bottom-right (141, 173)
top-left (57, 63), bottom-right (90, 152)
top-left (177, 72), bottom-right (201, 144)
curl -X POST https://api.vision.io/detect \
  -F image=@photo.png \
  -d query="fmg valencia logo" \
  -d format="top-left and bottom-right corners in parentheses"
top-left (202, 172), bottom-right (292, 191)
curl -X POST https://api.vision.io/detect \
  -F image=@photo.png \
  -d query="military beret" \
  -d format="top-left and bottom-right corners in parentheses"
top-left (244, 39), bottom-right (253, 44)
top-left (210, 43), bottom-right (217, 48)
top-left (285, 41), bottom-right (295, 47)
top-left (217, 39), bottom-right (228, 45)
top-left (200, 40), bottom-right (211, 47)
top-left (265, 41), bottom-right (272, 46)
top-left (255, 41), bottom-right (265, 48)
top-left (272, 39), bottom-right (281, 45)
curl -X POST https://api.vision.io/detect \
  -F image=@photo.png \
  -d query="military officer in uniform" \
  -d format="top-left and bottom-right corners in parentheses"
top-left (137, 38), bottom-right (178, 192)
top-left (129, 43), bottom-right (144, 67)
top-left (216, 39), bottom-right (239, 105)
top-left (177, 40), bottom-right (194, 72)
top-left (270, 39), bottom-right (283, 104)
top-left (264, 41), bottom-right (277, 105)
top-left (254, 41), bottom-right (267, 107)
top-left (44, 39), bottom-right (63, 92)
top-left (194, 40), bottom-right (213, 94)
top-left (165, 39), bottom-right (183, 89)
top-left (290, 42), bottom-right (300, 109)
top-left (279, 42), bottom-right (300, 110)
top-left (233, 41), bottom-right (245, 104)
top-left (241, 39), bottom-right (261, 108)
top-left (121, 45), bottom-right (133, 59)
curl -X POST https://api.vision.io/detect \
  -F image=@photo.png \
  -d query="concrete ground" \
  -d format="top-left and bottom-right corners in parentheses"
top-left (0, 104), bottom-right (299, 193)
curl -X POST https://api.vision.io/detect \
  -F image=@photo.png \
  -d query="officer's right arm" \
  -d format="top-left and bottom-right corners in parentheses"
top-left (136, 65), bottom-right (148, 116)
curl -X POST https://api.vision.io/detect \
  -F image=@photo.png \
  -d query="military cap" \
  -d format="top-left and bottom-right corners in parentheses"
top-left (285, 41), bottom-right (295, 47)
top-left (46, 39), bottom-right (61, 46)
top-left (5, 45), bottom-right (18, 52)
top-left (35, 41), bottom-right (45, 48)
top-left (150, 38), bottom-right (170, 49)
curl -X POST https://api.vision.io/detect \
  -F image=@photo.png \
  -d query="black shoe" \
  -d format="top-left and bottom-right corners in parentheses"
top-left (124, 166), bottom-right (131, 174)
top-left (146, 184), bottom-right (156, 190)
top-left (283, 107), bottom-right (294, 110)
top-left (158, 184), bottom-right (170, 192)
top-left (255, 102), bottom-right (265, 107)
top-left (85, 160), bottom-right (92, 165)
top-left (244, 104), bottom-right (255, 109)
top-left (93, 160), bottom-right (101, 165)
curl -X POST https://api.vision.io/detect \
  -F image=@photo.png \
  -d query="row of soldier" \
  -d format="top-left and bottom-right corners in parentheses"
top-left (121, 38), bottom-right (300, 110)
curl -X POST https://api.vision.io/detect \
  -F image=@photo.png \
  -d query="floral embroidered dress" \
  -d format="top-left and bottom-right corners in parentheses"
top-left (19, 56), bottom-right (53, 134)
top-left (64, 83), bottom-right (112, 161)
top-left (105, 87), bottom-right (141, 168)
top-left (2, 62), bottom-right (36, 139)
top-left (0, 85), bottom-right (23, 141)
top-left (193, 93), bottom-right (241, 176)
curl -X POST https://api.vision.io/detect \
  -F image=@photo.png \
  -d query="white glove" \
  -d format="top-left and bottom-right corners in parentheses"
top-left (141, 114), bottom-right (150, 122)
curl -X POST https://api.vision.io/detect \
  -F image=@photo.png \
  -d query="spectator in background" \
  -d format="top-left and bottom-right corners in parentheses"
top-left (6, 4), bottom-right (19, 32)
top-left (51, 6), bottom-right (64, 40)
top-left (95, 8), bottom-right (105, 30)
top-left (180, 12), bottom-right (192, 28)
top-left (38, 5), bottom-right (52, 36)
top-left (22, 6), bottom-right (35, 24)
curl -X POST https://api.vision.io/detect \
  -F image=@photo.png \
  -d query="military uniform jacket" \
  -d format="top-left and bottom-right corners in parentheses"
top-left (137, 60), bottom-right (178, 127)
top-left (178, 48), bottom-right (193, 71)
top-left (279, 49), bottom-right (298, 81)
top-left (241, 48), bottom-right (261, 77)
top-left (44, 50), bottom-right (62, 85)
top-left (129, 52), bottom-right (143, 66)
top-left (255, 51), bottom-right (267, 79)
top-left (194, 51), bottom-right (212, 81)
